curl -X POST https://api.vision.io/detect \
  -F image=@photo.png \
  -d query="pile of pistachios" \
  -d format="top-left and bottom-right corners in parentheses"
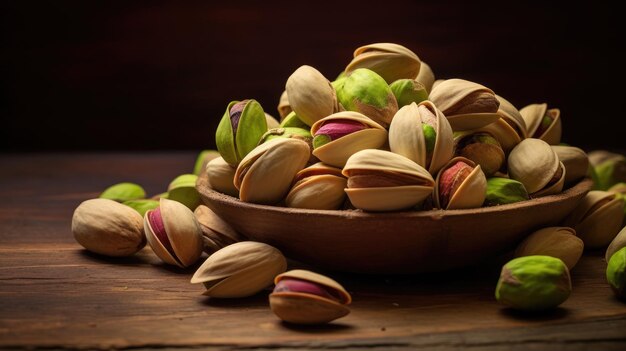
top-left (70, 43), bottom-right (626, 323)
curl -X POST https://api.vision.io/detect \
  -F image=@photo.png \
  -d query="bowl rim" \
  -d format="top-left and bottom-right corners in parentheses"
top-left (197, 176), bottom-right (593, 220)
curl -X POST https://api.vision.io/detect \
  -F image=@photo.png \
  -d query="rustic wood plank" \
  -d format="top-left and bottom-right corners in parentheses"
top-left (1, 153), bottom-right (626, 350)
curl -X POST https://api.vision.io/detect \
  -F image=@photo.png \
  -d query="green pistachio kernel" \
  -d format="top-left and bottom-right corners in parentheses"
top-left (122, 199), bottom-right (159, 217)
top-left (216, 99), bottom-right (268, 166)
top-left (279, 111), bottom-right (310, 129)
top-left (422, 124), bottom-right (436, 154)
top-left (390, 79), bottom-right (429, 107)
top-left (484, 177), bottom-right (529, 206)
top-left (99, 182), bottom-right (146, 202)
top-left (167, 174), bottom-right (200, 210)
top-left (312, 134), bottom-right (332, 149)
top-left (607, 246), bottom-right (626, 299)
top-left (495, 255), bottom-right (571, 310)
top-left (260, 127), bottom-right (312, 144)
top-left (594, 158), bottom-right (626, 191)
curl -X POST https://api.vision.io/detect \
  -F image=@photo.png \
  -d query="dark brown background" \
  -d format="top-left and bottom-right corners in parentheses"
top-left (1, 1), bottom-right (622, 151)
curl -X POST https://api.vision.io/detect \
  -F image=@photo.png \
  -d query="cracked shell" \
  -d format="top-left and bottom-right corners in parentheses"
top-left (270, 269), bottom-right (351, 324)
top-left (191, 241), bottom-right (287, 298)
top-left (144, 198), bottom-right (203, 268)
top-left (343, 149), bottom-right (435, 212)
top-left (508, 138), bottom-right (565, 196)
top-left (285, 65), bottom-right (340, 127)
top-left (389, 101), bottom-right (454, 175)
top-left (429, 79), bottom-right (501, 131)
top-left (286, 163), bottom-right (347, 210)
top-left (311, 111), bottom-right (387, 168)
top-left (519, 103), bottom-right (562, 144)
top-left (234, 138), bottom-right (310, 204)
top-left (434, 157), bottom-right (487, 210)
top-left (345, 42), bottom-right (421, 84)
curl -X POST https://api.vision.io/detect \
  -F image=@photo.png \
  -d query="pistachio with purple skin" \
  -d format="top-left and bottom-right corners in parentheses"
top-left (215, 99), bottom-right (268, 166)
top-left (313, 120), bottom-right (367, 149)
top-left (435, 157), bottom-right (487, 210)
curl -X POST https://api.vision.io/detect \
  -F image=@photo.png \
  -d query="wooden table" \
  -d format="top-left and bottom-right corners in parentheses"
top-left (2, 153), bottom-right (626, 350)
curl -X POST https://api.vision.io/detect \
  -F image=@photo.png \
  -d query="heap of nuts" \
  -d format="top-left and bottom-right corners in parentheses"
top-left (71, 43), bottom-right (626, 324)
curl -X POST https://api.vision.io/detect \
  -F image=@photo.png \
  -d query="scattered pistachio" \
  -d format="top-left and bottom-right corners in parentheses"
top-left (99, 182), bottom-right (146, 202)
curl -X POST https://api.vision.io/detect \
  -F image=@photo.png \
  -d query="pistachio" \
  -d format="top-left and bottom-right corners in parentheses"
top-left (562, 190), bottom-right (624, 249)
top-left (265, 113), bottom-right (280, 129)
top-left (606, 247), bottom-right (626, 299)
top-left (588, 150), bottom-right (626, 191)
top-left (234, 138), bottom-right (310, 204)
top-left (484, 177), bottom-right (529, 206)
top-left (335, 68), bottom-right (399, 128)
top-left (515, 227), bottom-right (583, 270)
top-left (345, 42), bottom-right (421, 84)
top-left (608, 184), bottom-right (626, 227)
top-left (72, 198), bottom-right (146, 257)
top-left (194, 205), bottom-right (244, 254)
top-left (285, 65), bottom-right (339, 127)
top-left (279, 111), bottom-right (310, 129)
top-left (508, 138), bottom-right (565, 196)
top-left (551, 145), bottom-right (589, 186)
top-left (99, 182), bottom-right (146, 202)
top-left (167, 174), bottom-right (200, 210)
top-left (144, 198), bottom-right (203, 268)
top-left (389, 79), bottom-right (428, 108)
top-left (415, 61), bottom-right (435, 93)
top-left (454, 132), bottom-right (505, 176)
top-left (429, 79), bottom-right (500, 131)
top-left (190, 241), bottom-right (287, 298)
top-left (206, 156), bottom-right (239, 197)
top-left (216, 99), bottom-right (268, 166)
top-left (277, 90), bottom-right (292, 120)
top-left (122, 199), bottom-right (160, 217)
top-left (193, 150), bottom-right (221, 176)
top-left (260, 127), bottom-right (313, 156)
top-left (311, 111), bottom-right (387, 168)
top-left (270, 269), bottom-right (351, 324)
top-left (343, 149), bottom-right (435, 211)
top-left (519, 103), bottom-right (562, 144)
top-left (606, 227), bottom-right (626, 263)
top-left (496, 255), bottom-right (571, 310)
top-left (286, 163), bottom-right (347, 210)
top-left (434, 157), bottom-right (487, 210)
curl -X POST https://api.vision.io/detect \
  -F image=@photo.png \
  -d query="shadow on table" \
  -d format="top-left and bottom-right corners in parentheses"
top-left (500, 307), bottom-right (570, 321)
top-left (279, 321), bottom-right (353, 333)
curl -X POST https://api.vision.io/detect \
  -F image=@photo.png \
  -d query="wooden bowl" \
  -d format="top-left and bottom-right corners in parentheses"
top-left (197, 176), bottom-right (592, 274)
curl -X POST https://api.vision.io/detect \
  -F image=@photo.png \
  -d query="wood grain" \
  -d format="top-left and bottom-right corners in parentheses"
top-left (1, 153), bottom-right (625, 350)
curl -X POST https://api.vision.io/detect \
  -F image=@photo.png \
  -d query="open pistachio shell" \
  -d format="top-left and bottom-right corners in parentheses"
top-left (531, 162), bottom-right (566, 197)
top-left (515, 227), bottom-right (583, 270)
top-left (234, 138), bottom-right (310, 204)
top-left (311, 111), bottom-right (387, 168)
top-left (415, 61), bottom-right (435, 93)
top-left (453, 132), bottom-right (505, 177)
top-left (343, 149), bottom-right (435, 211)
top-left (345, 42), bottom-right (421, 84)
top-left (389, 101), bottom-right (454, 175)
top-left (496, 95), bottom-right (527, 139)
top-left (552, 145), bottom-right (589, 186)
top-left (270, 269), bottom-right (351, 324)
top-left (434, 157), bottom-right (487, 210)
top-left (469, 95), bottom-right (526, 154)
top-left (194, 205), bottom-right (244, 254)
top-left (286, 65), bottom-right (339, 127)
top-left (429, 79), bottom-right (500, 131)
top-left (277, 90), bottom-right (292, 120)
top-left (562, 190), bottom-right (624, 249)
top-left (191, 241), bottom-right (287, 298)
top-left (519, 103), bottom-right (562, 144)
top-left (144, 198), bottom-right (204, 268)
top-left (286, 163), bottom-right (347, 210)
top-left (216, 99), bottom-right (268, 166)
top-left (508, 138), bottom-right (561, 195)
top-left (167, 174), bottom-right (201, 210)
top-left (206, 156), bottom-right (239, 197)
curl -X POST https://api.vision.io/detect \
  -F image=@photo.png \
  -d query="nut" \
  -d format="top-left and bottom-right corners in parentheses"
top-left (286, 163), bottom-right (347, 210)
top-left (508, 138), bottom-right (565, 196)
top-left (194, 205), bottom-right (244, 254)
top-left (270, 269), bottom-right (351, 324)
top-left (551, 145), bottom-right (589, 186)
top-left (216, 99), bottom-right (268, 166)
top-left (389, 79), bottom-right (428, 108)
top-left (285, 65), bottom-right (339, 127)
top-left (434, 157), bottom-right (486, 210)
top-left (190, 241), bottom-right (287, 298)
top-left (606, 246), bottom-right (626, 299)
top-left (415, 61), bottom-right (435, 93)
top-left (122, 199), bottom-right (160, 217)
top-left (515, 227), bottom-right (584, 270)
top-left (484, 177), bottom-right (529, 206)
top-left (72, 198), bottom-right (146, 257)
top-left (277, 90), bottom-right (292, 120)
top-left (519, 103), bottom-right (561, 144)
top-left (206, 156), bottom-right (239, 197)
top-left (193, 150), bottom-right (221, 176)
top-left (606, 226), bottom-right (626, 263)
top-left (345, 42), bottom-right (421, 84)
top-left (495, 255), bottom-right (571, 310)
top-left (99, 182), bottom-right (146, 202)
top-left (589, 150), bottom-right (626, 191)
top-left (454, 132), bottom-right (505, 176)
top-left (167, 174), bottom-right (201, 210)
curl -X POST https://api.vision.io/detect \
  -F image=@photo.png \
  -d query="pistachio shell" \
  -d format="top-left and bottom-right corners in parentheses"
top-left (206, 156), bottom-right (239, 197)
top-left (311, 111), bottom-right (387, 168)
top-left (606, 247), bottom-right (626, 298)
top-left (562, 190), bottom-right (624, 248)
top-left (286, 163), bottom-right (347, 210)
top-left (270, 269), bottom-right (351, 324)
top-left (277, 90), bottom-right (292, 120)
top-left (234, 138), bottom-right (310, 204)
top-left (495, 95), bottom-right (527, 140)
top-left (167, 174), bottom-right (201, 210)
top-left (454, 132), bottom-right (505, 177)
top-left (532, 162), bottom-right (565, 197)
top-left (389, 101), bottom-right (454, 175)
top-left (515, 227), bottom-right (583, 270)
top-left (216, 99), bottom-right (268, 166)
top-left (508, 138), bottom-right (560, 194)
top-left (345, 43), bottom-right (421, 84)
top-left (193, 150), bottom-right (221, 176)
top-left (343, 149), bottom-right (435, 211)
top-left (469, 118), bottom-right (522, 155)
top-left (265, 113), bottom-right (280, 129)
top-left (519, 103), bottom-right (562, 144)
top-left (415, 61), bottom-right (435, 93)
top-left (434, 157), bottom-right (487, 210)
top-left (429, 79), bottom-right (500, 131)
top-left (286, 65), bottom-right (339, 126)
top-left (191, 241), bottom-right (287, 298)
top-left (99, 182), bottom-right (146, 202)
top-left (144, 198), bottom-right (203, 267)
top-left (194, 205), bottom-right (244, 254)
top-left (552, 145), bottom-right (589, 186)
top-left (606, 226), bottom-right (626, 263)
